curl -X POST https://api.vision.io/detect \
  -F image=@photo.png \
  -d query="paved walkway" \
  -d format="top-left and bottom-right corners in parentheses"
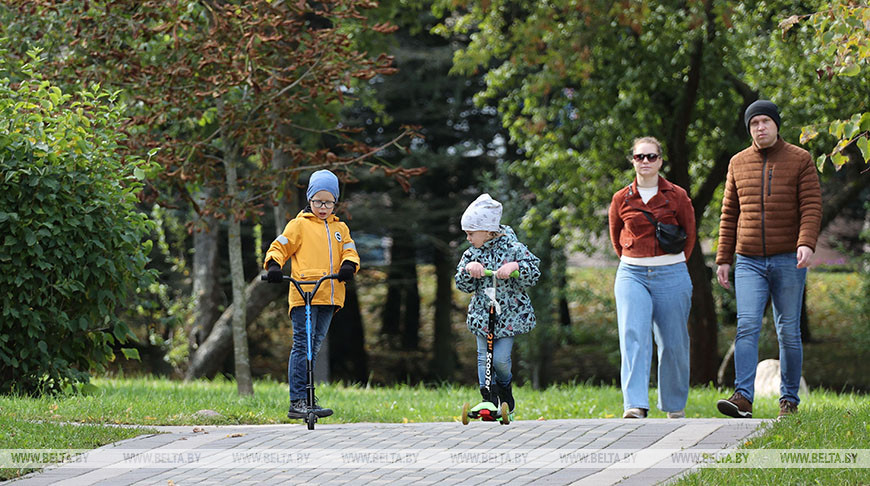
top-left (5, 418), bottom-right (767, 485)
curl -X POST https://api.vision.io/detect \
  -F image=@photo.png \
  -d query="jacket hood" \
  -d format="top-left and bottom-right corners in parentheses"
top-left (480, 224), bottom-right (518, 249)
top-left (297, 210), bottom-right (339, 223)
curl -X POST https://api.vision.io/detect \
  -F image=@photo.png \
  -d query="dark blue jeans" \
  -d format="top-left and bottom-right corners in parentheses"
top-left (288, 305), bottom-right (334, 401)
top-left (475, 335), bottom-right (514, 389)
top-left (733, 253), bottom-right (806, 404)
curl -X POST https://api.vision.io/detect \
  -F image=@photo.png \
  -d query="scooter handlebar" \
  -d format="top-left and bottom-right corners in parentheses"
top-left (262, 273), bottom-right (340, 301)
top-left (261, 273), bottom-right (340, 285)
top-left (483, 269), bottom-right (520, 278)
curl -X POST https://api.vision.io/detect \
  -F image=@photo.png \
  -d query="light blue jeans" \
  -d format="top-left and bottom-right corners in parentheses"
top-left (476, 335), bottom-right (514, 388)
top-left (733, 253), bottom-right (806, 404)
top-left (615, 262), bottom-right (692, 412)
top-left (288, 305), bottom-right (334, 401)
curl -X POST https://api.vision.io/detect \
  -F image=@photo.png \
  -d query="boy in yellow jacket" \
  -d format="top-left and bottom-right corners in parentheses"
top-left (264, 170), bottom-right (360, 419)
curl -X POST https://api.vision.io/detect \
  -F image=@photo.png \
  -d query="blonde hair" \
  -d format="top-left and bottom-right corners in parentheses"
top-left (630, 136), bottom-right (663, 160)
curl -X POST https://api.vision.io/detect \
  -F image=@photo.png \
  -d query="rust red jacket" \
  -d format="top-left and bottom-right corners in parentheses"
top-left (609, 176), bottom-right (697, 259)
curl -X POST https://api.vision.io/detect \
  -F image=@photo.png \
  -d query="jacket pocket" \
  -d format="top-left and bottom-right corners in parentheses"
top-left (298, 268), bottom-right (328, 281)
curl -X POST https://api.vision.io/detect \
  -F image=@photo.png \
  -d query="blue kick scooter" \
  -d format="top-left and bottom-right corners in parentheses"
top-left (263, 272), bottom-right (338, 430)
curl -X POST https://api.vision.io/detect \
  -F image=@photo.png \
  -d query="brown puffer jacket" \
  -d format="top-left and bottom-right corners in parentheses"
top-left (716, 137), bottom-right (822, 265)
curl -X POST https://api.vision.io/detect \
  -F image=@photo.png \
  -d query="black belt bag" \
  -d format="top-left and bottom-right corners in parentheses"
top-left (628, 201), bottom-right (687, 254)
top-left (624, 186), bottom-right (687, 254)
top-left (640, 210), bottom-right (687, 254)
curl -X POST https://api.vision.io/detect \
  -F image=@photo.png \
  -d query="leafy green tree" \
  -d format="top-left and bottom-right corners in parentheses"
top-left (1, 1), bottom-right (414, 392)
top-left (0, 54), bottom-right (153, 394)
top-left (781, 1), bottom-right (870, 168)
top-left (431, 0), bottom-right (870, 383)
top-left (343, 1), bottom-right (505, 380)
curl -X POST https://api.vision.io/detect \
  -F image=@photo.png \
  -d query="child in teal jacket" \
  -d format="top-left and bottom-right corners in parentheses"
top-left (455, 194), bottom-right (540, 416)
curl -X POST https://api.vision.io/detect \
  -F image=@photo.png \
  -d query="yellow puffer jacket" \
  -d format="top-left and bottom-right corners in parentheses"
top-left (263, 211), bottom-right (360, 310)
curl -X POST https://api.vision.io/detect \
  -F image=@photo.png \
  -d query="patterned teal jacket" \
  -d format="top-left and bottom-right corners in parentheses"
top-left (455, 225), bottom-right (541, 338)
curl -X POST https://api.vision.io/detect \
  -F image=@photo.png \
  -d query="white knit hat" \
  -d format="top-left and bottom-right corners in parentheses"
top-left (461, 194), bottom-right (502, 232)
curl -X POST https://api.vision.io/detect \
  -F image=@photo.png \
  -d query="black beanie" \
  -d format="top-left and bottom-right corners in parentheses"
top-left (744, 100), bottom-right (781, 133)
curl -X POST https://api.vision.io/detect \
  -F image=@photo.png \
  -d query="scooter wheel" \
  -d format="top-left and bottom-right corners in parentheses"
top-left (461, 403), bottom-right (470, 425)
top-left (307, 412), bottom-right (316, 430)
top-left (499, 402), bottom-right (510, 425)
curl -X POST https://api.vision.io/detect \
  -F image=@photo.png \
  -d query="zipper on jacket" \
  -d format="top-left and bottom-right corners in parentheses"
top-left (767, 168), bottom-right (773, 197)
top-left (760, 153), bottom-right (768, 257)
top-left (324, 220), bottom-right (335, 305)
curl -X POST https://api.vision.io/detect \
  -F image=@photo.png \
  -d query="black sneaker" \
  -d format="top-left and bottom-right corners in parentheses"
top-left (479, 385), bottom-right (500, 407)
top-left (717, 391), bottom-right (753, 418)
top-left (312, 396), bottom-right (333, 418)
top-left (287, 399), bottom-right (308, 419)
top-left (498, 382), bottom-right (515, 414)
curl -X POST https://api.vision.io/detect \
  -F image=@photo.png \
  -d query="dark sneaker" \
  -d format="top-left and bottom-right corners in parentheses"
top-left (778, 399), bottom-right (798, 418)
top-left (479, 385), bottom-right (500, 408)
top-left (312, 396), bottom-right (333, 418)
top-left (287, 399), bottom-right (308, 419)
top-left (497, 382), bottom-right (515, 414)
top-left (717, 392), bottom-right (752, 418)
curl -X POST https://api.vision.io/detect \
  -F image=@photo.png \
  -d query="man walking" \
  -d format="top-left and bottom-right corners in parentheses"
top-left (715, 100), bottom-right (822, 418)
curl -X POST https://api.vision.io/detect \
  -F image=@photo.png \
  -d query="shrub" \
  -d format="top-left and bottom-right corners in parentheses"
top-left (0, 54), bottom-right (154, 394)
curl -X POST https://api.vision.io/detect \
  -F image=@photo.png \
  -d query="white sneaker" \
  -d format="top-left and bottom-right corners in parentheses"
top-left (666, 410), bottom-right (686, 419)
top-left (623, 408), bottom-right (647, 418)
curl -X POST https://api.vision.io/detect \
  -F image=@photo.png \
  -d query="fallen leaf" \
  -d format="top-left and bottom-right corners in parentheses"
top-left (227, 433), bottom-right (246, 438)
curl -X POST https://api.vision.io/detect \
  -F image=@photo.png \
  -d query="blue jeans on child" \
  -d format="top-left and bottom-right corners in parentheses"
top-left (614, 261), bottom-right (692, 413)
top-left (476, 335), bottom-right (514, 389)
top-left (288, 305), bottom-right (335, 401)
top-left (733, 253), bottom-right (806, 404)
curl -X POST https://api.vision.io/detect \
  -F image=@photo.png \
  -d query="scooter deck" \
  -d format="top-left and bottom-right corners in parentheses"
top-left (461, 401), bottom-right (511, 425)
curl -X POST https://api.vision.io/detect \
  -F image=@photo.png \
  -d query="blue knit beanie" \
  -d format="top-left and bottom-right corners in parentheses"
top-left (744, 100), bottom-right (781, 134)
top-left (306, 170), bottom-right (340, 201)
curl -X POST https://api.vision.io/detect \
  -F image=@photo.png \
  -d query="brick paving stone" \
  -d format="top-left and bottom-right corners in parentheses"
top-left (2, 419), bottom-right (768, 486)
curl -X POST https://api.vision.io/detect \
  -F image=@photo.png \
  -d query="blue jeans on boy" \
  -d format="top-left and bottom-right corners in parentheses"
top-left (288, 305), bottom-right (334, 401)
top-left (614, 262), bottom-right (692, 413)
top-left (733, 253), bottom-right (806, 405)
top-left (476, 335), bottom-right (514, 389)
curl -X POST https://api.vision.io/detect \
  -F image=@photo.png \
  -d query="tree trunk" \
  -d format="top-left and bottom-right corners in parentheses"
top-left (800, 288), bottom-right (812, 343)
top-left (381, 225), bottom-right (419, 348)
top-left (402, 263), bottom-right (420, 350)
top-left (328, 279), bottom-right (369, 382)
top-left (381, 284), bottom-right (402, 337)
top-left (522, 222), bottom-right (558, 390)
top-left (224, 148), bottom-right (253, 396)
top-left (189, 192), bottom-right (222, 353)
top-left (271, 145), bottom-right (295, 232)
top-left (686, 241), bottom-right (718, 385)
top-left (430, 238), bottom-right (457, 380)
top-left (185, 276), bottom-right (285, 380)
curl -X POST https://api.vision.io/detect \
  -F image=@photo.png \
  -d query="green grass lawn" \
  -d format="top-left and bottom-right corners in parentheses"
top-left (0, 416), bottom-right (157, 480)
top-left (673, 404), bottom-right (870, 485)
top-left (2, 376), bottom-right (863, 426)
top-left (1, 377), bottom-right (867, 482)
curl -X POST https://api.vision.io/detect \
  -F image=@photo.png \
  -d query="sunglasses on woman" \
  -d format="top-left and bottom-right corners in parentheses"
top-left (632, 153), bottom-right (660, 162)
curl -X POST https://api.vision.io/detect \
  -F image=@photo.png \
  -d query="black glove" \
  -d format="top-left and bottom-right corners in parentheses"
top-left (337, 261), bottom-right (357, 282)
top-left (267, 260), bottom-right (284, 283)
